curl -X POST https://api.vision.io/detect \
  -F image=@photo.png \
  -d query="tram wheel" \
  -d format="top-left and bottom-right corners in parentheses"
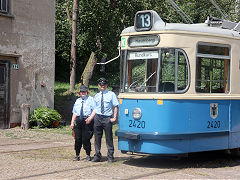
top-left (230, 148), bottom-right (240, 157)
top-left (121, 150), bottom-right (128, 154)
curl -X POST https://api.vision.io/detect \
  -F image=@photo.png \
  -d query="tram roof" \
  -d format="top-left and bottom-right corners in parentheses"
top-left (121, 21), bottom-right (240, 38)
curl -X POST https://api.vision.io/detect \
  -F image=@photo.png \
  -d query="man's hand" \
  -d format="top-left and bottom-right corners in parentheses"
top-left (85, 117), bottom-right (92, 124)
top-left (70, 122), bottom-right (74, 129)
top-left (110, 117), bottom-right (116, 123)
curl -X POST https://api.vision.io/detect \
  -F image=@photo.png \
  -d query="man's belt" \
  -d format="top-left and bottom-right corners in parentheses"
top-left (97, 114), bottom-right (111, 118)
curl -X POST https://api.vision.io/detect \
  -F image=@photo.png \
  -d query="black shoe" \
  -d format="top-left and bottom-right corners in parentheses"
top-left (85, 155), bottom-right (91, 161)
top-left (107, 158), bottom-right (114, 163)
top-left (73, 156), bottom-right (80, 161)
top-left (91, 156), bottom-right (101, 162)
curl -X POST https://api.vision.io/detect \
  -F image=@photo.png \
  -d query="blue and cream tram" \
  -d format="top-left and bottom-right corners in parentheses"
top-left (115, 10), bottom-right (240, 155)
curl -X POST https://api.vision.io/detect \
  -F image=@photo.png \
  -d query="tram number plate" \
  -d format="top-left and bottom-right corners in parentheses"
top-left (207, 120), bottom-right (220, 128)
top-left (129, 120), bottom-right (145, 129)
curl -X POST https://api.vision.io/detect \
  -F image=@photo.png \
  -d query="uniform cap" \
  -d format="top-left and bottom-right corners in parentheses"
top-left (80, 85), bottom-right (88, 92)
top-left (98, 77), bottom-right (108, 85)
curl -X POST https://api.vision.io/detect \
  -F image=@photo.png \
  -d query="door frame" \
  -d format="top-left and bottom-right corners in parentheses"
top-left (0, 60), bottom-right (10, 128)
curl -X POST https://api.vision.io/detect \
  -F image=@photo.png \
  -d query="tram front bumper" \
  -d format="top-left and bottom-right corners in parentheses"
top-left (115, 129), bottom-right (229, 140)
top-left (116, 131), bottom-right (140, 140)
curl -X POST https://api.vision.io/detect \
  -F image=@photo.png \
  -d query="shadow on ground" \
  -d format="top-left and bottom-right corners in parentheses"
top-left (121, 150), bottom-right (240, 169)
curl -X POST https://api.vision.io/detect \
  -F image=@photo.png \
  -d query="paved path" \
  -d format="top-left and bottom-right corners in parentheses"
top-left (1, 128), bottom-right (240, 179)
top-left (0, 137), bottom-right (73, 153)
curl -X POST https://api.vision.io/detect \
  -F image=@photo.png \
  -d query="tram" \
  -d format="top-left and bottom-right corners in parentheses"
top-left (115, 9), bottom-right (240, 155)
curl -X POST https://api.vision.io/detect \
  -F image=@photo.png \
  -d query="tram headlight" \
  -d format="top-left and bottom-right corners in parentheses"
top-left (132, 108), bottom-right (142, 120)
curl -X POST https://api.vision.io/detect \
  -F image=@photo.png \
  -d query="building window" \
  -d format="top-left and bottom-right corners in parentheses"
top-left (0, 0), bottom-right (9, 14)
top-left (196, 42), bottom-right (230, 93)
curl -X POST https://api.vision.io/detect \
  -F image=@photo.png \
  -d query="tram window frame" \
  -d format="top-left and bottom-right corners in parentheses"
top-left (158, 48), bottom-right (190, 93)
top-left (125, 51), bottom-right (159, 93)
top-left (122, 48), bottom-right (190, 93)
top-left (120, 50), bottom-right (127, 92)
top-left (195, 42), bottom-right (230, 93)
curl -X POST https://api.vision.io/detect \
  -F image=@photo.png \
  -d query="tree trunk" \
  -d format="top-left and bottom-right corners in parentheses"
top-left (21, 104), bottom-right (30, 130)
top-left (236, 0), bottom-right (240, 22)
top-left (69, 0), bottom-right (79, 92)
top-left (81, 52), bottom-right (97, 87)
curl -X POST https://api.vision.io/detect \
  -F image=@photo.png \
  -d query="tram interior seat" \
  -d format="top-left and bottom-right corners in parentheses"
top-left (159, 82), bottom-right (174, 92)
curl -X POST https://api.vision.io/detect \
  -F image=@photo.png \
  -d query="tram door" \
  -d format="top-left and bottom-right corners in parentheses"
top-left (0, 62), bottom-right (9, 129)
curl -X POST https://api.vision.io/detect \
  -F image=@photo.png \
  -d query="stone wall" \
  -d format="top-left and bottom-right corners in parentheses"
top-left (0, 0), bottom-right (55, 128)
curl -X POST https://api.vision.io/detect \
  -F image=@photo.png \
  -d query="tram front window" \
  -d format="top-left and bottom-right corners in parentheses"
top-left (125, 51), bottom-right (158, 92)
top-left (124, 49), bottom-right (189, 93)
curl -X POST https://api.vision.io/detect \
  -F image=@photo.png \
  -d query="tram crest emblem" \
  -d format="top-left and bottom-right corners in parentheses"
top-left (210, 103), bottom-right (218, 119)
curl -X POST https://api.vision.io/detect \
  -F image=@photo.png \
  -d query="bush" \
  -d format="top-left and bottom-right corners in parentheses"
top-left (30, 107), bottom-right (62, 128)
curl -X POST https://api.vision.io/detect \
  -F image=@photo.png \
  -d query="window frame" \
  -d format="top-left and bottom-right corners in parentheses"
top-left (121, 48), bottom-right (190, 94)
top-left (124, 48), bottom-right (159, 93)
top-left (0, 0), bottom-right (9, 15)
top-left (159, 48), bottom-right (190, 94)
top-left (195, 42), bottom-right (231, 94)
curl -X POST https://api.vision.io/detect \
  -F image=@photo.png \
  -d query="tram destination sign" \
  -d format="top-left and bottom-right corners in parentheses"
top-left (128, 51), bottom-right (158, 60)
top-left (128, 35), bottom-right (159, 47)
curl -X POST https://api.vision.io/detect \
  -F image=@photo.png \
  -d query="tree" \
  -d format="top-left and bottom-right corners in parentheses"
top-left (236, 0), bottom-right (240, 22)
top-left (55, 0), bottom-right (237, 86)
top-left (55, 0), bottom-right (72, 82)
top-left (70, 0), bottom-right (79, 92)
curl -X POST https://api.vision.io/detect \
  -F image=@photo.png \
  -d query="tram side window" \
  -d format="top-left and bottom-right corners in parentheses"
top-left (159, 49), bottom-right (175, 92)
top-left (196, 43), bottom-right (230, 93)
top-left (159, 49), bottom-right (189, 93)
top-left (177, 51), bottom-right (189, 91)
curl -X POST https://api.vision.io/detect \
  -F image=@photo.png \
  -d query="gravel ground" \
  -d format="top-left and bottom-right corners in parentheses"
top-left (1, 127), bottom-right (240, 179)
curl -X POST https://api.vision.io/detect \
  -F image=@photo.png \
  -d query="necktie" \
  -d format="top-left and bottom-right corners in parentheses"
top-left (80, 100), bottom-right (84, 119)
top-left (101, 92), bottom-right (104, 114)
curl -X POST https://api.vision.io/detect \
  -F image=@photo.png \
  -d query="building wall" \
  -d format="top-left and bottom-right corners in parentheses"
top-left (0, 0), bottom-right (55, 128)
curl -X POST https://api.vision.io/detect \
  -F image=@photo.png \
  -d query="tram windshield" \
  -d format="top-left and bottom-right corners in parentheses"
top-left (123, 48), bottom-right (189, 93)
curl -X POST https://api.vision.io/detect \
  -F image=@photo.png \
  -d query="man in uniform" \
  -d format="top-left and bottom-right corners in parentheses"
top-left (70, 85), bottom-right (96, 161)
top-left (91, 78), bottom-right (119, 163)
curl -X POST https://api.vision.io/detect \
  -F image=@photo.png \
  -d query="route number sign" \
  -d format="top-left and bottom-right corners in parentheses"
top-left (135, 11), bottom-right (152, 31)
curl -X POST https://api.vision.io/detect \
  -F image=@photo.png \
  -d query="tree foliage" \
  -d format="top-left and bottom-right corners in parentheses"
top-left (55, 0), bottom-right (238, 85)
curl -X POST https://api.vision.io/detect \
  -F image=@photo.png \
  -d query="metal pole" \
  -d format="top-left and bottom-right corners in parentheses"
top-left (209, 0), bottom-right (227, 19)
top-left (168, 0), bottom-right (193, 24)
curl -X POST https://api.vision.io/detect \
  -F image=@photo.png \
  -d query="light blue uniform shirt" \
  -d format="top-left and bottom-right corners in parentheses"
top-left (72, 96), bottom-right (96, 117)
top-left (94, 90), bottom-right (119, 116)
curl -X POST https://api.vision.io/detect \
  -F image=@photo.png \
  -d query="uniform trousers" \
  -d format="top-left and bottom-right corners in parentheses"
top-left (74, 117), bottom-right (94, 156)
top-left (94, 114), bottom-right (114, 160)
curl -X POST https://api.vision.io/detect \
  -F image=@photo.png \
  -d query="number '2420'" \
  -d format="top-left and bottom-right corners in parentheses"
top-left (129, 120), bottom-right (145, 129)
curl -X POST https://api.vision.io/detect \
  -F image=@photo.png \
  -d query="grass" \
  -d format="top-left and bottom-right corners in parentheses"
top-left (30, 123), bottom-right (118, 139)
top-left (30, 125), bottom-right (73, 136)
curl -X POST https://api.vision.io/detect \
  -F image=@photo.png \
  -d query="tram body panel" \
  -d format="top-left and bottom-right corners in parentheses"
top-left (119, 99), bottom-right (190, 133)
top-left (189, 100), bottom-right (230, 132)
top-left (231, 100), bottom-right (240, 132)
top-left (229, 100), bottom-right (240, 149)
top-left (118, 98), bottom-right (231, 154)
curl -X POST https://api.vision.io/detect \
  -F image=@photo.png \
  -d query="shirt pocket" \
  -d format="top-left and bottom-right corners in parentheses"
top-left (95, 96), bottom-right (101, 105)
top-left (104, 96), bottom-right (111, 105)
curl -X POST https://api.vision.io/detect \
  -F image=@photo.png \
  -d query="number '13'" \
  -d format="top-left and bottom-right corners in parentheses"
top-left (140, 14), bottom-right (150, 28)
